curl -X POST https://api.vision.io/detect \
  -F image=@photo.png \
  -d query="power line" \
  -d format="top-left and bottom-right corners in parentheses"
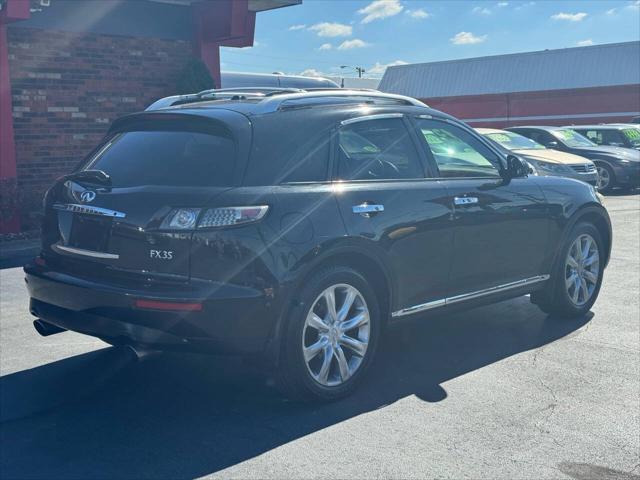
top-left (221, 48), bottom-right (355, 67)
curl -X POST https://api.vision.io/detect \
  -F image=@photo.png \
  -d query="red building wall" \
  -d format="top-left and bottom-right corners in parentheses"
top-left (6, 26), bottom-right (193, 231)
top-left (423, 84), bottom-right (640, 128)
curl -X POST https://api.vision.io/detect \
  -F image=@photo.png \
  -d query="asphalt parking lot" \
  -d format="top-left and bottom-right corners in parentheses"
top-left (1, 191), bottom-right (639, 480)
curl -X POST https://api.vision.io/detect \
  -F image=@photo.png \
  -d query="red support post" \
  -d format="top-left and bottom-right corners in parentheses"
top-left (192, 0), bottom-right (256, 89)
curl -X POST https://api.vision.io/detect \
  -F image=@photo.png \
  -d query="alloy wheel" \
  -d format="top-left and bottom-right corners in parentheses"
top-left (596, 166), bottom-right (610, 190)
top-left (565, 234), bottom-right (600, 306)
top-left (302, 284), bottom-right (370, 387)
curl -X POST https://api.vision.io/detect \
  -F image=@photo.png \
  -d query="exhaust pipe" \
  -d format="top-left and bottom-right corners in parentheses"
top-left (33, 319), bottom-right (67, 337)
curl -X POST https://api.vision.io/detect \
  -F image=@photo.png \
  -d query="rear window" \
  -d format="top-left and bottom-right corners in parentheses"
top-left (86, 130), bottom-right (235, 187)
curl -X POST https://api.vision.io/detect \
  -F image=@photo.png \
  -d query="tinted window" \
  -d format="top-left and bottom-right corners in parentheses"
top-left (416, 119), bottom-right (501, 178)
top-left (281, 137), bottom-right (330, 183)
top-left (336, 118), bottom-right (424, 181)
top-left (551, 129), bottom-right (596, 148)
top-left (88, 131), bottom-right (235, 187)
top-left (578, 129), bottom-right (627, 147)
top-left (524, 130), bottom-right (556, 146)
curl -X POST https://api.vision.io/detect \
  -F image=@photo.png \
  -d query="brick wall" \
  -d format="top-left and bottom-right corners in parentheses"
top-left (7, 26), bottom-right (193, 231)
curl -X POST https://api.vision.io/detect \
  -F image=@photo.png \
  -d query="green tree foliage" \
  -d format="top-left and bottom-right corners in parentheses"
top-left (176, 58), bottom-right (216, 94)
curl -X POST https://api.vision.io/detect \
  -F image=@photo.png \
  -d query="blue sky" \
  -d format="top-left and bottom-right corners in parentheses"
top-left (220, 0), bottom-right (640, 79)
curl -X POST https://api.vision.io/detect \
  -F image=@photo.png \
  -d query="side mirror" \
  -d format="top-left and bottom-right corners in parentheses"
top-left (545, 140), bottom-right (559, 148)
top-left (505, 155), bottom-right (530, 179)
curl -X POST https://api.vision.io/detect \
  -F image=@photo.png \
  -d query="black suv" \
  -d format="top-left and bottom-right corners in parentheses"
top-left (26, 90), bottom-right (612, 401)
top-left (569, 124), bottom-right (640, 151)
top-left (507, 126), bottom-right (640, 193)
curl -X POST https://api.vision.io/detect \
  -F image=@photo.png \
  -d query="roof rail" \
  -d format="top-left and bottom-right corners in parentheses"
top-left (145, 87), bottom-right (307, 111)
top-left (145, 88), bottom-right (427, 112)
top-left (254, 90), bottom-right (428, 114)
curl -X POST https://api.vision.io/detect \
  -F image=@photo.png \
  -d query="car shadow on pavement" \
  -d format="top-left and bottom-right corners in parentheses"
top-left (0, 296), bottom-right (591, 479)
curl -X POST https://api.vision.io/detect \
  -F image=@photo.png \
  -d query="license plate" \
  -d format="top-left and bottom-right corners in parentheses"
top-left (69, 214), bottom-right (113, 252)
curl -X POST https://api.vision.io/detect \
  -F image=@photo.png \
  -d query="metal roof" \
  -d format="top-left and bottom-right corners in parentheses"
top-left (379, 41), bottom-right (640, 98)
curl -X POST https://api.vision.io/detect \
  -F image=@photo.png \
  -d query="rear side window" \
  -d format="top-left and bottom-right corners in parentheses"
top-left (87, 130), bottom-right (235, 187)
top-left (336, 118), bottom-right (424, 181)
top-left (579, 129), bottom-right (627, 147)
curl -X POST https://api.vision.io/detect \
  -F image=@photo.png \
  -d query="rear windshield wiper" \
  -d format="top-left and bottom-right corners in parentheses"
top-left (63, 169), bottom-right (111, 186)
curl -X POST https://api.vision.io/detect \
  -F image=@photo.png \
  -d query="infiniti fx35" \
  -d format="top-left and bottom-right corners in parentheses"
top-left (25, 90), bottom-right (612, 401)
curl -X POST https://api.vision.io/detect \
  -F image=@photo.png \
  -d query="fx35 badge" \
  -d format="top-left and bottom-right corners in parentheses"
top-left (149, 250), bottom-right (173, 260)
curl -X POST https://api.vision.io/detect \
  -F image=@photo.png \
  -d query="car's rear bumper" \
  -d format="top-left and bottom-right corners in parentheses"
top-left (24, 261), bottom-right (281, 354)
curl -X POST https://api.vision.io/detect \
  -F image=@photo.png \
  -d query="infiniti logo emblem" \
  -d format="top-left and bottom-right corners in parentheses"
top-left (80, 190), bottom-right (96, 203)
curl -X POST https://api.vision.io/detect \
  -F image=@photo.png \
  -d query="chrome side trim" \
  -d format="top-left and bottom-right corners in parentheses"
top-left (391, 275), bottom-right (550, 318)
top-left (446, 275), bottom-right (550, 305)
top-left (53, 203), bottom-right (126, 218)
top-left (391, 299), bottom-right (446, 318)
top-left (53, 245), bottom-right (120, 259)
top-left (341, 113), bottom-right (404, 126)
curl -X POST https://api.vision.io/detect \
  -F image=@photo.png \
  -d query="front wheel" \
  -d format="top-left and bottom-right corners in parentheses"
top-left (276, 266), bottom-right (381, 402)
top-left (533, 222), bottom-right (604, 318)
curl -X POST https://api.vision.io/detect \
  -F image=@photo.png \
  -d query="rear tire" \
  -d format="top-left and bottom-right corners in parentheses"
top-left (276, 266), bottom-right (381, 402)
top-left (533, 222), bottom-right (604, 318)
top-left (595, 162), bottom-right (615, 193)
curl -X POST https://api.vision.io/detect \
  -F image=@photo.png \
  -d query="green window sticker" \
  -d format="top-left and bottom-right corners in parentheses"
top-left (623, 129), bottom-right (640, 140)
top-left (422, 130), bottom-right (444, 144)
top-left (488, 133), bottom-right (510, 143)
top-left (556, 130), bottom-right (575, 140)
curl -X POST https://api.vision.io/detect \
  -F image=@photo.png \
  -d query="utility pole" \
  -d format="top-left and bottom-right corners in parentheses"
top-left (340, 65), bottom-right (366, 78)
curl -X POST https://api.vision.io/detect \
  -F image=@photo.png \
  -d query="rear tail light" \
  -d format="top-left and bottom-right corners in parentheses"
top-left (134, 299), bottom-right (203, 312)
top-left (198, 206), bottom-right (269, 228)
top-left (161, 208), bottom-right (201, 230)
top-left (161, 205), bottom-right (268, 230)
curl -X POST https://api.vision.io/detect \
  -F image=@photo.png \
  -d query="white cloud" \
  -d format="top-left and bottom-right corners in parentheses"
top-left (577, 39), bottom-right (594, 46)
top-left (368, 60), bottom-right (408, 75)
top-left (551, 12), bottom-right (588, 21)
top-left (472, 6), bottom-right (492, 15)
top-left (337, 39), bottom-right (370, 50)
top-left (515, 1), bottom-right (535, 10)
top-left (627, 0), bottom-right (640, 10)
top-left (450, 31), bottom-right (487, 45)
top-left (308, 22), bottom-right (353, 37)
top-left (497, 2), bottom-right (509, 6)
top-left (300, 69), bottom-right (326, 77)
top-left (358, 0), bottom-right (403, 24)
top-left (606, 8), bottom-right (617, 15)
top-left (289, 24), bottom-right (306, 31)
top-left (318, 43), bottom-right (332, 51)
top-left (406, 8), bottom-right (430, 19)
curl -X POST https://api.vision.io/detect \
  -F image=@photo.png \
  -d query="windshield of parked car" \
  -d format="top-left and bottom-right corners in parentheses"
top-left (86, 130), bottom-right (236, 187)
top-left (551, 129), bottom-right (597, 148)
top-left (622, 128), bottom-right (640, 148)
top-left (484, 131), bottom-right (546, 151)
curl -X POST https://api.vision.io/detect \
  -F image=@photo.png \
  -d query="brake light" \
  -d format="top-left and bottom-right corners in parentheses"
top-left (198, 206), bottom-right (269, 228)
top-left (161, 205), bottom-right (268, 230)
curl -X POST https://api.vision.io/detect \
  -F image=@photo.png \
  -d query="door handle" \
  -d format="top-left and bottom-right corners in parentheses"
top-left (352, 203), bottom-right (384, 217)
top-left (454, 196), bottom-right (479, 206)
